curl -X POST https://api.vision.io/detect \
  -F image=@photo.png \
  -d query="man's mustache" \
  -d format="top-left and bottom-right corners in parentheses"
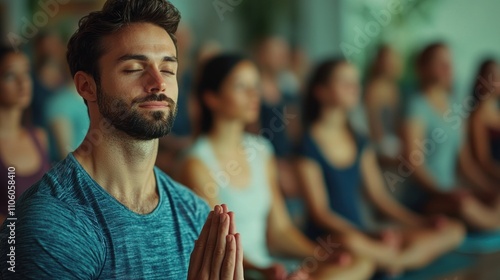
top-left (134, 94), bottom-right (176, 107)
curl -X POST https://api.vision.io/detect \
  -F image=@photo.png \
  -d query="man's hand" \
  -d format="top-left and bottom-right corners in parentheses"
top-left (188, 204), bottom-right (244, 280)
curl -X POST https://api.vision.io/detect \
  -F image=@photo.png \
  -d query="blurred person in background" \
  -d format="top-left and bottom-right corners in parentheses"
top-left (403, 43), bottom-right (500, 230)
top-left (254, 36), bottom-right (301, 198)
top-left (186, 40), bottom-right (222, 136)
top-left (30, 31), bottom-right (67, 128)
top-left (0, 46), bottom-right (51, 222)
top-left (180, 54), bottom-right (375, 280)
top-left (296, 58), bottom-right (465, 275)
top-left (468, 59), bottom-right (500, 183)
top-left (290, 46), bottom-right (311, 93)
top-left (364, 45), bottom-right (404, 164)
top-left (44, 64), bottom-right (90, 161)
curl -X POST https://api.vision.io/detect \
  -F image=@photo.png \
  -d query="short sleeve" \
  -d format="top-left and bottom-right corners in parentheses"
top-left (0, 195), bottom-right (105, 279)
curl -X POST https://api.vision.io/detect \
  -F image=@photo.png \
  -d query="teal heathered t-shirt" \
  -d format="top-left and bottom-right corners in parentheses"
top-left (0, 153), bottom-right (210, 279)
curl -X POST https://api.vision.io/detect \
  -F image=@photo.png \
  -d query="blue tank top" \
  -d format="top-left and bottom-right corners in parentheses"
top-left (259, 94), bottom-right (297, 158)
top-left (300, 131), bottom-right (368, 239)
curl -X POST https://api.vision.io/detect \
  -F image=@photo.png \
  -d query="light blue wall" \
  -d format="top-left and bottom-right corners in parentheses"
top-left (0, 0), bottom-right (29, 45)
top-left (296, 0), bottom-right (343, 61)
top-left (340, 0), bottom-right (500, 96)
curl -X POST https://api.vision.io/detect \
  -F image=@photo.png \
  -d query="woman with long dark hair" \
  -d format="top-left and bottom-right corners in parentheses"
top-left (0, 46), bottom-right (51, 222)
top-left (364, 45), bottom-right (404, 163)
top-left (296, 58), bottom-right (465, 275)
top-left (180, 54), bottom-right (375, 280)
top-left (468, 59), bottom-right (500, 182)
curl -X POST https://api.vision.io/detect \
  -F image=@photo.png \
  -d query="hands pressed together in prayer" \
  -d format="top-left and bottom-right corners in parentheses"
top-left (188, 204), bottom-right (244, 280)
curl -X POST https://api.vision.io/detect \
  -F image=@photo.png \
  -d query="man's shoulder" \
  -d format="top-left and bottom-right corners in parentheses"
top-left (20, 155), bottom-right (86, 203)
top-left (16, 154), bottom-right (99, 228)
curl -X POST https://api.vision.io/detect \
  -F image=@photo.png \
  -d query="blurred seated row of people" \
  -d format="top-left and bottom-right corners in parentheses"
top-left (175, 40), bottom-right (499, 278)
top-left (296, 58), bottom-right (464, 275)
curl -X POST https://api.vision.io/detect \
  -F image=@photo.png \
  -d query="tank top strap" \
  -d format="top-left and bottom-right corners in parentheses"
top-left (189, 137), bottom-right (227, 186)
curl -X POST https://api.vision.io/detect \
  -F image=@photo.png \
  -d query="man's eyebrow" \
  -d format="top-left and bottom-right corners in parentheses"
top-left (117, 54), bottom-right (178, 63)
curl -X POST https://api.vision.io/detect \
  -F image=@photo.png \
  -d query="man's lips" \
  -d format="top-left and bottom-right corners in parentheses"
top-left (138, 101), bottom-right (170, 109)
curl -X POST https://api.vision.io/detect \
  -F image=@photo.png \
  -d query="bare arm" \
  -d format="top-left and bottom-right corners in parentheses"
top-left (470, 105), bottom-right (500, 181)
top-left (266, 157), bottom-right (316, 259)
top-left (178, 157), bottom-right (221, 206)
top-left (459, 142), bottom-right (497, 192)
top-left (361, 148), bottom-right (426, 227)
top-left (402, 119), bottom-right (444, 195)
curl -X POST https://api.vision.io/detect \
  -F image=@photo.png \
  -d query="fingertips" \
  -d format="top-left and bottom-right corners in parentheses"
top-left (214, 204), bottom-right (222, 214)
top-left (228, 211), bottom-right (236, 234)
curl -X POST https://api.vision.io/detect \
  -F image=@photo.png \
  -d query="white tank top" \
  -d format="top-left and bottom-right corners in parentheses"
top-left (188, 133), bottom-right (274, 267)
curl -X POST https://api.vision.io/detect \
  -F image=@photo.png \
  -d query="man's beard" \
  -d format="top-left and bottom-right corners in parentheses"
top-left (96, 86), bottom-right (177, 140)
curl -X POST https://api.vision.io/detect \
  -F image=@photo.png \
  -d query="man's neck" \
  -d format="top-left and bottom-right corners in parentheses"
top-left (73, 124), bottom-right (159, 213)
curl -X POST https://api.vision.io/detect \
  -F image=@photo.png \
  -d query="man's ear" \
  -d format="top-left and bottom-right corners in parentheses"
top-left (74, 71), bottom-right (98, 103)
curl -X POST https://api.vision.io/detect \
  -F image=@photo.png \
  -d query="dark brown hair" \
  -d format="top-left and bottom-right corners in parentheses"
top-left (303, 58), bottom-right (347, 127)
top-left (369, 44), bottom-right (391, 78)
top-left (66, 0), bottom-right (181, 87)
top-left (416, 42), bottom-right (447, 87)
top-left (0, 45), bottom-right (19, 64)
top-left (471, 59), bottom-right (497, 103)
top-left (195, 54), bottom-right (248, 134)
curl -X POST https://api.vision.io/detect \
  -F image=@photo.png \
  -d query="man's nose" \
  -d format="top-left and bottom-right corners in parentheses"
top-left (145, 67), bottom-right (166, 93)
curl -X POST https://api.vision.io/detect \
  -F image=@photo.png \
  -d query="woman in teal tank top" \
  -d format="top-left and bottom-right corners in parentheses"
top-left (179, 54), bottom-right (376, 280)
top-left (296, 58), bottom-right (465, 275)
top-left (403, 43), bottom-right (500, 231)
